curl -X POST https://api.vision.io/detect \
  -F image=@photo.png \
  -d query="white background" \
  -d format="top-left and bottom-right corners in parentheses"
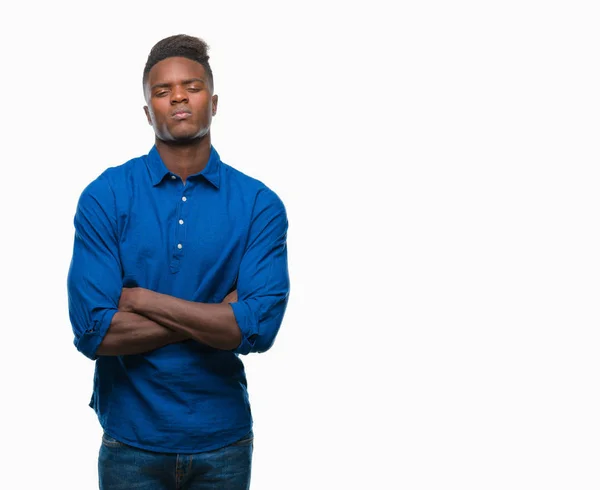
top-left (1, 1), bottom-right (599, 488)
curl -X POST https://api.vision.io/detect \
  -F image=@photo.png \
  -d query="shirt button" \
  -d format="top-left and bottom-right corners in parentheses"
top-left (171, 175), bottom-right (176, 180)
top-left (182, 196), bottom-right (187, 202)
top-left (177, 244), bottom-right (183, 249)
top-left (179, 219), bottom-right (184, 225)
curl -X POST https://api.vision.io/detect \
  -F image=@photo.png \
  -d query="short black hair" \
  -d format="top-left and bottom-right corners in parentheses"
top-left (143, 34), bottom-right (214, 91)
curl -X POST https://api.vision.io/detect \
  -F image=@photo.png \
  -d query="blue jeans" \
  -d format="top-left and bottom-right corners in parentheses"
top-left (98, 431), bottom-right (253, 489)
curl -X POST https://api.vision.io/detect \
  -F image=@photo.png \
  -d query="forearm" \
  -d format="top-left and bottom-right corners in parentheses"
top-left (129, 289), bottom-right (241, 350)
top-left (96, 311), bottom-right (189, 356)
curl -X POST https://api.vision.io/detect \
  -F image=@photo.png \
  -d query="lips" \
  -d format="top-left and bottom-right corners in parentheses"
top-left (172, 110), bottom-right (192, 120)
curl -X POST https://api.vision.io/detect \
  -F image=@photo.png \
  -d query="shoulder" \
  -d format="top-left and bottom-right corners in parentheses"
top-left (79, 156), bottom-right (146, 211)
top-left (98, 154), bottom-right (147, 187)
top-left (78, 154), bottom-right (147, 202)
top-left (222, 162), bottom-right (286, 213)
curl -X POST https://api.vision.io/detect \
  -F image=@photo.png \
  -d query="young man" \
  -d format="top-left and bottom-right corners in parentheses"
top-left (67, 34), bottom-right (290, 489)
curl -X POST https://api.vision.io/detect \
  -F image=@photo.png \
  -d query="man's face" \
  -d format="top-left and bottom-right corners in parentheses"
top-left (144, 56), bottom-right (218, 143)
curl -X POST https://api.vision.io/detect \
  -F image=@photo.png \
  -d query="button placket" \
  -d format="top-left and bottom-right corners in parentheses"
top-left (175, 190), bottom-right (188, 258)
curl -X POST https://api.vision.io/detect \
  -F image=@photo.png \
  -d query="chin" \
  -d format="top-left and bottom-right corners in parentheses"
top-left (168, 126), bottom-right (209, 142)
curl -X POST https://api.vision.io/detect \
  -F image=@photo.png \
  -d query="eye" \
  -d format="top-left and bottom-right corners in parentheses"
top-left (155, 91), bottom-right (169, 97)
top-left (187, 87), bottom-right (201, 92)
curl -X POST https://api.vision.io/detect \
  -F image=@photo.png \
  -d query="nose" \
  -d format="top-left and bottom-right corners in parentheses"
top-left (171, 85), bottom-right (188, 104)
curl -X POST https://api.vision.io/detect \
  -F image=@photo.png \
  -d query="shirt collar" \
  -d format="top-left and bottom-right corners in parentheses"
top-left (146, 145), bottom-right (222, 189)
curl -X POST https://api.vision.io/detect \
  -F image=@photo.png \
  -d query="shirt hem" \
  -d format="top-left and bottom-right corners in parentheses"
top-left (100, 424), bottom-right (253, 454)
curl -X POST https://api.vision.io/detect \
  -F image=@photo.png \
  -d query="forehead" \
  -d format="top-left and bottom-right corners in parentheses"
top-left (147, 56), bottom-right (207, 86)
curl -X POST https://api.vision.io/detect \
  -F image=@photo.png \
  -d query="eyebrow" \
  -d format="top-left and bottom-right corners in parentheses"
top-left (150, 78), bottom-right (206, 91)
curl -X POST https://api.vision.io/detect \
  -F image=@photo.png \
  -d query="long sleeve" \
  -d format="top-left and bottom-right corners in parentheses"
top-left (230, 188), bottom-right (290, 354)
top-left (67, 177), bottom-right (121, 360)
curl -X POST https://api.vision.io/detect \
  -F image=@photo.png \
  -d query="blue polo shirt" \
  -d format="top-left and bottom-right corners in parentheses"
top-left (67, 145), bottom-right (289, 453)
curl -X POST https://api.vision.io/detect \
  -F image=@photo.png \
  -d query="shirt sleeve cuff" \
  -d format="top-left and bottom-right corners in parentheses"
top-left (229, 301), bottom-right (259, 355)
top-left (75, 308), bottom-right (118, 360)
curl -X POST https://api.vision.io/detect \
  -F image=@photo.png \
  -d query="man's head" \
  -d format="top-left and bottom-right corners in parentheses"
top-left (143, 34), bottom-right (218, 144)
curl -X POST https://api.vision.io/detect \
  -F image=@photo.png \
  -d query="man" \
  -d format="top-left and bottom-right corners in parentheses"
top-left (67, 34), bottom-right (290, 489)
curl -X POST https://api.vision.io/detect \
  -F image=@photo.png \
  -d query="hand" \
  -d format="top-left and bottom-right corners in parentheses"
top-left (222, 289), bottom-right (238, 303)
top-left (119, 287), bottom-right (141, 313)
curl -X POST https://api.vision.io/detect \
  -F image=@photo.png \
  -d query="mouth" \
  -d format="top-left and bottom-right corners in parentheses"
top-left (172, 110), bottom-right (192, 120)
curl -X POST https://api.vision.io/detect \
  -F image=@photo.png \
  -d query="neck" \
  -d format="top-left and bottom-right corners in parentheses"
top-left (155, 135), bottom-right (212, 182)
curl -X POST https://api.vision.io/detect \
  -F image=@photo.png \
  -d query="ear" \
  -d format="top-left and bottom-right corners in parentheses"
top-left (211, 95), bottom-right (218, 116)
top-left (143, 106), bottom-right (152, 125)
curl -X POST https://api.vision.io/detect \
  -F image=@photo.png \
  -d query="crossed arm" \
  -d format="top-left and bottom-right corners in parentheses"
top-left (96, 289), bottom-right (239, 356)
